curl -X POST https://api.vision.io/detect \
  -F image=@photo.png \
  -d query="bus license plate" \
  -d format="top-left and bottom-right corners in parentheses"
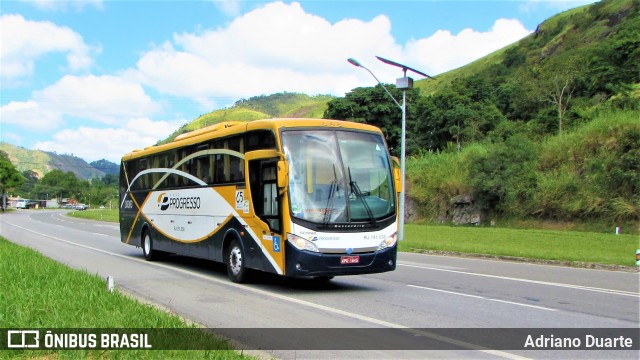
top-left (340, 255), bottom-right (360, 264)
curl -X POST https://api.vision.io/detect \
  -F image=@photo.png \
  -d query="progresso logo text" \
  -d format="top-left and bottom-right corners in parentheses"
top-left (157, 192), bottom-right (201, 211)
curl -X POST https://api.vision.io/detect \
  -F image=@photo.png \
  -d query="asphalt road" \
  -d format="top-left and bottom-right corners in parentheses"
top-left (1, 209), bottom-right (638, 359)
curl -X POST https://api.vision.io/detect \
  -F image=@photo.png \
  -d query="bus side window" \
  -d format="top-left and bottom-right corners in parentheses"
top-left (196, 156), bottom-right (210, 184)
top-left (137, 158), bottom-right (149, 190)
top-left (166, 150), bottom-right (177, 188)
top-left (263, 182), bottom-right (277, 216)
top-left (212, 140), bottom-right (227, 183)
top-left (180, 149), bottom-right (191, 186)
top-left (213, 154), bottom-right (224, 183)
top-left (262, 163), bottom-right (280, 232)
top-left (246, 130), bottom-right (276, 151)
top-left (228, 135), bottom-right (244, 183)
top-left (187, 145), bottom-right (210, 185)
top-left (249, 160), bottom-right (280, 232)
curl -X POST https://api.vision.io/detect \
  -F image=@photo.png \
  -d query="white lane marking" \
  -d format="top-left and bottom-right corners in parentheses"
top-left (94, 224), bottom-right (119, 229)
top-left (407, 284), bottom-right (557, 311)
top-left (5, 221), bottom-right (527, 360)
top-left (30, 212), bottom-right (117, 236)
top-left (399, 263), bottom-right (639, 298)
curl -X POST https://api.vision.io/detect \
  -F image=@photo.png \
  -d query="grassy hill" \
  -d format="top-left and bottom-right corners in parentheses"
top-left (0, 142), bottom-right (114, 180)
top-left (233, 92), bottom-right (333, 118)
top-left (161, 93), bottom-right (333, 143)
top-left (416, 0), bottom-right (638, 98)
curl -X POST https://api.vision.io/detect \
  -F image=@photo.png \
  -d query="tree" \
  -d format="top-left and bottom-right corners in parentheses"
top-left (412, 90), bottom-right (505, 151)
top-left (40, 170), bottom-right (85, 200)
top-left (467, 135), bottom-right (538, 215)
top-left (546, 74), bottom-right (575, 135)
top-left (0, 153), bottom-right (24, 196)
top-left (324, 84), bottom-right (420, 155)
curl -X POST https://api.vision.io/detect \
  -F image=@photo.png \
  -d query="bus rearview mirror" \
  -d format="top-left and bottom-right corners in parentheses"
top-left (277, 160), bottom-right (288, 188)
top-left (394, 167), bottom-right (402, 193)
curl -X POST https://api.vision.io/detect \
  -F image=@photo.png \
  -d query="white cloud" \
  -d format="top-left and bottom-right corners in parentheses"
top-left (212, 0), bottom-right (243, 17)
top-left (405, 18), bottom-right (532, 75)
top-left (0, 100), bottom-right (63, 131)
top-left (128, 1), bottom-right (532, 102)
top-left (33, 118), bottom-right (184, 162)
top-left (33, 74), bottom-right (160, 125)
top-left (0, 14), bottom-right (97, 82)
top-left (1, 75), bottom-right (160, 147)
top-left (132, 1), bottom-right (401, 101)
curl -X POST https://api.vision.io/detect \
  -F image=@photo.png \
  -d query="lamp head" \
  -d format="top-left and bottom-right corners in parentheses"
top-left (347, 58), bottom-right (362, 67)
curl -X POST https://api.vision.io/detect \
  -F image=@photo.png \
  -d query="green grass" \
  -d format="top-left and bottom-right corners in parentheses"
top-left (0, 236), bottom-right (249, 359)
top-left (401, 224), bottom-right (639, 267)
top-left (68, 208), bottom-right (119, 222)
top-left (189, 108), bottom-right (269, 130)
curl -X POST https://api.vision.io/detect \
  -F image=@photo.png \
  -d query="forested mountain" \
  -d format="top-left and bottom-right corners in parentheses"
top-left (326, 0), bottom-right (639, 154)
top-left (0, 142), bottom-right (117, 180)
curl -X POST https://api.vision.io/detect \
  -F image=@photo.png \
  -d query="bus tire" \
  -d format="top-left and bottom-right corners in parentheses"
top-left (142, 230), bottom-right (157, 261)
top-left (225, 239), bottom-right (246, 283)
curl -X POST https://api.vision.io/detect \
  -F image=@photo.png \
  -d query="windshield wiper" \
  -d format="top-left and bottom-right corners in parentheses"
top-left (348, 167), bottom-right (376, 226)
top-left (322, 164), bottom-right (338, 226)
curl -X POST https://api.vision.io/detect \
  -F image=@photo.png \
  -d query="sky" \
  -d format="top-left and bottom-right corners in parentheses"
top-left (0, 0), bottom-right (598, 164)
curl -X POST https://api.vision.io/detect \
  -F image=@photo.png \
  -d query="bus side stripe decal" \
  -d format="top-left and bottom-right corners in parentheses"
top-left (124, 210), bottom-right (141, 244)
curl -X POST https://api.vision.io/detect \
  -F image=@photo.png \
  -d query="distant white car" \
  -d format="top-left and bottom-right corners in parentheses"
top-left (75, 204), bottom-right (89, 210)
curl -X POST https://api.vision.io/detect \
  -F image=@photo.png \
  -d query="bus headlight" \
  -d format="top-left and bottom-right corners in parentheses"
top-left (287, 233), bottom-right (319, 252)
top-left (377, 232), bottom-right (397, 251)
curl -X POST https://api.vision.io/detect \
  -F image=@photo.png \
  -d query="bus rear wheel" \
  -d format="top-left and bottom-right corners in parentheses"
top-left (142, 230), bottom-right (157, 261)
top-left (226, 239), bottom-right (246, 283)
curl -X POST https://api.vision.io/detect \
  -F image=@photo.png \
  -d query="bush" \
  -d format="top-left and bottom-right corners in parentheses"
top-left (535, 110), bottom-right (640, 221)
top-left (467, 135), bottom-right (538, 216)
top-left (406, 144), bottom-right (484, 219)
top-left (406, 110), bottom-right (639, 224)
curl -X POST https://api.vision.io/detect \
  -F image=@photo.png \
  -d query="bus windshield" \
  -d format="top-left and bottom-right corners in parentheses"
top-left (282, 129), bottom-right (395, 225)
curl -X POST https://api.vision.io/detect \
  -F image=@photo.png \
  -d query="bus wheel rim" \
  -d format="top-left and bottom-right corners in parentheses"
top-left (144, 234), bottom-right (150, 255)
top-left (229, 247), bottom-right (242, 274)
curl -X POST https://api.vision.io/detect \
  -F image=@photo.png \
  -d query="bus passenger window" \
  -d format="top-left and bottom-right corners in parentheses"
top-left (197, 156), bottom-right (210, 184)
top-left (261, 164), bottom-right (280, 232)
top-left (246, 130), bottom-right (276, 151)
top-left (214, 154), bottom-right (226, 183)
top-left (263, 183), bottom-right (278, 216)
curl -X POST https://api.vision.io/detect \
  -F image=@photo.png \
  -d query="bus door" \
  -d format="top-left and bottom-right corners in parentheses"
top-left (246, 150), bottom-right (286, 274)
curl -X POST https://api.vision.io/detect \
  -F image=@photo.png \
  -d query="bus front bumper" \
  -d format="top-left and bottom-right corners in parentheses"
top-left (284, 242), bottom-right (397, 277)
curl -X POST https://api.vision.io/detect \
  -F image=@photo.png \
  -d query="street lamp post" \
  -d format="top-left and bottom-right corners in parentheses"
top-left (348, 56), bottom-right (433, 241)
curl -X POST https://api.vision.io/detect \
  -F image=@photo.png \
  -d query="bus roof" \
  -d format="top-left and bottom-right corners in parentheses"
top-left (121, 118), bottom-right (384, 161)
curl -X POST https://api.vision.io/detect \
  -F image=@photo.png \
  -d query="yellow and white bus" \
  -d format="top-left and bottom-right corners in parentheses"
top-left (119, 118), bottom-right (399, 282)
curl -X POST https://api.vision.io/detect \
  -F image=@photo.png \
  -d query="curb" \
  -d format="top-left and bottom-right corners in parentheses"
top-left (409, 249), bottom-right (638, 272)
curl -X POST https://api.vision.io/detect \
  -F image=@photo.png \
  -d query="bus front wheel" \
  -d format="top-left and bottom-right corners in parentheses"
top-left (226, 239), bottom-right (246, 283)
top-left (142, 230), bottom-right (156, 261)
